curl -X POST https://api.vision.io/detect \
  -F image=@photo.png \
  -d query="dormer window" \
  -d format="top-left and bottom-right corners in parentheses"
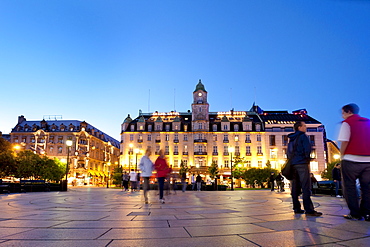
top-left (213, 124), bottom-right (217, 131)
top-left (148, 125), bottom-right (153, 131)
top-left (256, 124), bottom-right (261, 131)
top-left (130, 125), bottom-right (135, 131)
top-left (234, 124), bottom-right (239, 131)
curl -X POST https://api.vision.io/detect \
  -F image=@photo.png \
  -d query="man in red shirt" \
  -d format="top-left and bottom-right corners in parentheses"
top-left (338, 103), bottom-right (370, 221)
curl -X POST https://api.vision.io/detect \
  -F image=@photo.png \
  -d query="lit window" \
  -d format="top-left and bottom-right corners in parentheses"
top-left (257, 135), bottom-right (261, 142)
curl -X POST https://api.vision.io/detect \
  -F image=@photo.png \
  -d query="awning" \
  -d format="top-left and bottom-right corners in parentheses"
top-left (88, 170), bottom-right (96, 176)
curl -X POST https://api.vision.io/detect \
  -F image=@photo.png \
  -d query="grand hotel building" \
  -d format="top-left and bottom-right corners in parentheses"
top-left (120, 81), bottom-right (327, 180)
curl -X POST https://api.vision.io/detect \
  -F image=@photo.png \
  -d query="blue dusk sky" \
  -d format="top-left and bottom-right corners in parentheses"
top-left (1, 0), bottom-right (369, 141)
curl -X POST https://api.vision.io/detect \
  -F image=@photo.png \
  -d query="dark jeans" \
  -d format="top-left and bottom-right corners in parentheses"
top-left (341, 160), bottom-right (370, 217)
top-left (334, 180), bottom-right (342, 196)
top-left (291, 164), bottom-right (315, 213)
top-left (143, 177), bottom-right (150, 201)
top-left (158, 177), bottom-right (165, 199)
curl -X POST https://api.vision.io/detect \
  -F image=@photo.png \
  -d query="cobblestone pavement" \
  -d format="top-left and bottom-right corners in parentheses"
top-left (0, 187), bottom-right (369, 247)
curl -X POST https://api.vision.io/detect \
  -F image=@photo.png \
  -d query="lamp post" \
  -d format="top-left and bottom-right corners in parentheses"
top-left (129, 143), bottom-right (133, 171)
top-left (106, 162), bottom-right (111, 188)
top-left (228, 146), bottom-right (234, 191)
top-left (134, 148), bottom-right (140, 171)
top-left (65, 140), bottom-right (73, 191)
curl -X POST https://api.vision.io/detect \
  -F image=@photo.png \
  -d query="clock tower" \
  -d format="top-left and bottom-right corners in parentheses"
top-left (192, 79), bottom-right (209, 131)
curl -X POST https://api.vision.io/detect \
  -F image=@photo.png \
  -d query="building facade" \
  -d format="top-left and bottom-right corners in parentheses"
top-left (10, 116), bottom-right (120, 186)
top-left (120, 80), bottom-right (327, 182)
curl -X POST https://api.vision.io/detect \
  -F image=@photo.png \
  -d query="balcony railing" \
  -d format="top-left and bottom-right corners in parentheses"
top-left (257, 152), bottom-right (264, 156)
top-left (183, 152), bottom-right (188, 155)
top-left (212, 152), bottom-right (218, 156)
top-left (223, 140), bottom-right (229, 143)
top-left (174, 139), bottom-right (179, 143)
top-left (245, 152), bottom-right (252, 156)
top-left (194, 139), bottom-right (207, 143)
top-left (223, 152), bottom-right (229, 156)
top-left (194, 151), bottom-right (207, 155)
top-left (155, 140), bottom-right (161, 143)
top-left (137, 139), bottom-right (143, 143)
top-left (245, 140), bottom-right (251, 143)
top-left (173, 152), bottom-right (179, 155)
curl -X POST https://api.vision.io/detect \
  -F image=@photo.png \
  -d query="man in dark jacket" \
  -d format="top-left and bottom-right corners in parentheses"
top-left (288, 121), bottom-right (322, 217)
top-left (269, 172), bottom-right (275, 191)
top-left (332, 163), bottom-right (342, 197)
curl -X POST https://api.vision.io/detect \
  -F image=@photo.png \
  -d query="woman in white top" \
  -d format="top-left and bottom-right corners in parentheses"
top-left (139, 148), bottom-right (154, 203)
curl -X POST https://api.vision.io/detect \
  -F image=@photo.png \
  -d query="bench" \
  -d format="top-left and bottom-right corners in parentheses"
top-left (20, 180), bottom-right (50, 192)
top-left (314, 181), bottom-right (342, 196)
top-left (0, 184), bottom-right (10, 194)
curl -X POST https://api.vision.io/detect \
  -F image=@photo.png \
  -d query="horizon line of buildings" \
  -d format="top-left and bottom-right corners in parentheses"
top-left (1, 80), bottom-right (340, 186)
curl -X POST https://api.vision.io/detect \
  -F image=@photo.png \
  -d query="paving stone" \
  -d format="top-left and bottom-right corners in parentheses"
top-left (240, 230), bottom-right (341, 246)
top-left (1, 188), bottom-right (370, 246)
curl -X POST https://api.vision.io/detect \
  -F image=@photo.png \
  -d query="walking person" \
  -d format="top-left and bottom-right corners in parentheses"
top-left (129, 169), bottom-right (137, 192)
top-left (196, 174), bottom-right (202, 191)
top-left (288, 121), bottom-right (322, 216)
top-left (154, 149), bottom-right (170, 204)
top-left (275, 172), bottom-right (285, 192)
top-left (122, 171), bottom-right (129, 191)
top-left (191, 174), bottom-right (196, 191)
top-left (139, 148), bottom-right (154, 204)
top-left (181, 172), bottom-right (187, 192)
top-left (332, 163), bottom-right (342, 198)
top-left (338, 103), bottom-right (370, 221)
top-left (269, 172), bottom-right (275, 191)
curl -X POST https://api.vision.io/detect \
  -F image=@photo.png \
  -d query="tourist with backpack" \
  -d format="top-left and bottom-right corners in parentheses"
top-left (288, 121), bottom-right (322, 217)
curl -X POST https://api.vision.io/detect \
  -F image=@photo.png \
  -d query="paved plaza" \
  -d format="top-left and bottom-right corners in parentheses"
top-left (0, 187), bottom-right (370, 247)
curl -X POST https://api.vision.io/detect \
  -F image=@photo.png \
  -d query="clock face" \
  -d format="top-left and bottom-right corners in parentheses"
top-left (198, 92), bottom-right (202, 96)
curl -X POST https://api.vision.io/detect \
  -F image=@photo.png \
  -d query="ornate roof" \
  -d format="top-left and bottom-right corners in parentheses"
top-left (194, 79), bottom-right (207, 92)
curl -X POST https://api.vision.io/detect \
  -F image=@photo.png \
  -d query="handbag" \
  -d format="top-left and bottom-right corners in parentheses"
top-left (281, 159), bottom-right (294, 180)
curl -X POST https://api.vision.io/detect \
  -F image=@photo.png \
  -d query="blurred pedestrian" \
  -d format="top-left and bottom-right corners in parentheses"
top-left (310, 173), bottom-right (318, 196)
top-left (191, 174), bottom-right (196, 191)
top-left (154, 149), bottom-right (170, 204)
top-left (181, 172), bottom-right (187, 192)
top-left (288, 121), bottom-right (322, 216)
top-left (269, 172), bottom-right (275, 191)
top-left (139, 148), bottom-right (154, 204)
top-left (196, 174), bottom-right (202, 191)
top-left (339, 103), bottom-right (370, 221)
top-left (332, 163), bottom-right (342, 197)
top-left (129, 169), bottom-right (137, 192)
top-left (275, 172), bottom-right (285, 192)
top-left (122, 171), bottom-right (129, 191)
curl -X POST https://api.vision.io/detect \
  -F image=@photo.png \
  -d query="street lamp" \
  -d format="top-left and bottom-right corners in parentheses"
top-left (228, 146), bottom-right (235, 191)
top-left (129, 143), bottom-right (133, 171)
top-left (106, 162), bottom-right (111, 188)
top-left (333, 154), bottom-right (340, 160)
top-left (134, 148), bottom-right (140, 171)
top-left (65, 140), bottom-right (73, 190)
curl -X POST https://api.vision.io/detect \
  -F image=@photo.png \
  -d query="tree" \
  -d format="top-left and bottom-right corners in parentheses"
top-left (112, 166), bottom-right (123, 186)
top-left (208, 160), bottom-right (219, 190)
top-left (15, 150), bottom-right (42, 179)
top-left (321, 161), bottom-right (338, 180)
top-left (179, 160), bottom-right (189, 176)
top-left (241, 167), bottom-right (278, 188)
top-left (0, 137), bottom-right (17, 177)
top-left (38, 157), bottom-right (65, 181)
